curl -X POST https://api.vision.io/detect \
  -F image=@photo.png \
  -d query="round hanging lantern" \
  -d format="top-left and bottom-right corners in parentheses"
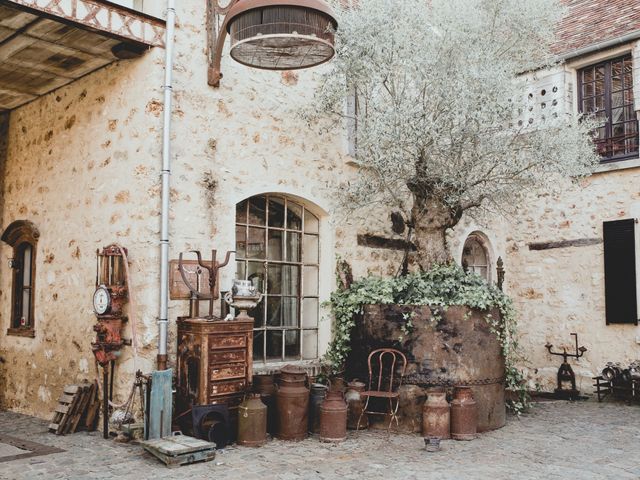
top-left (224, 0), bottom-right (338, 71)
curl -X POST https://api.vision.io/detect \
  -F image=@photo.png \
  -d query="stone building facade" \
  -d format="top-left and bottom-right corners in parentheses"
top-left (0, 0), bottom-right (638, 417)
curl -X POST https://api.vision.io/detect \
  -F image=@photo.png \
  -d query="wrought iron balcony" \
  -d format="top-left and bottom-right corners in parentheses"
top-left (0, 0), bottom-right (165, 111)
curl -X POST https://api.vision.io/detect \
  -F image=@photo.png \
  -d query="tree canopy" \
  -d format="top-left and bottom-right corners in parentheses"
top-left (310, 0), bottom-right (599, 269)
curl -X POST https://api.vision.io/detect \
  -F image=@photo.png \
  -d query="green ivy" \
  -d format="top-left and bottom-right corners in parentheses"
top-left (323, 263), bottom-right (530, 414)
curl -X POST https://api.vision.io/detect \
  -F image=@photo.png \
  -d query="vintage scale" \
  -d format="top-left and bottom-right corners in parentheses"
top-left (175, 249), bottom-right (262, 442)
top-left (91, 244), bottom-right (130, 438)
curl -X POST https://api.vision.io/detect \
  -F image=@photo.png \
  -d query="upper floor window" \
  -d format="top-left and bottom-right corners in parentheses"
top-left (2, 220), bottom-right (39, 337)
top-left (235, 195), bottom-right (320, 364)
top-left (578, 55), bottom-right (638, 162)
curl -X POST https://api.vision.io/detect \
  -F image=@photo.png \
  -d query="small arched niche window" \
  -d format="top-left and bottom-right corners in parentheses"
top-left (236, 195), bottom-right (320, 364)
top-left (2, 220), bottom-right (39, 337)
top-left (461, 233), bottom-right (490, 282)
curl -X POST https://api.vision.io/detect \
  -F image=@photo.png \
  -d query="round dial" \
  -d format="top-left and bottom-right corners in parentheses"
top-left (93, 285), bottom-right (111, 315)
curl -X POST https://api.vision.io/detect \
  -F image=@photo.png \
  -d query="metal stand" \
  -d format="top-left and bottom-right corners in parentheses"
top-left (545, 333), bottom-right (587, 400)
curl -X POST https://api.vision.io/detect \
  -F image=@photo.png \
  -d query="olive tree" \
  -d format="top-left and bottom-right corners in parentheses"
top-left (310, 0), bottom-right (599, 270)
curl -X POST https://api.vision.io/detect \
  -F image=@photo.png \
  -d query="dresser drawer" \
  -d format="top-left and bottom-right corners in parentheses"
top-left (210, 379), bottom-right (246, 396)
top-left (209, 349), bottom-right (246, 365)
top-left (210, 364), bottom-right (246, 381)
top-left (208, 394), bottom-right (244, 408)
top-left (209, 334), bottom-right (246, 350)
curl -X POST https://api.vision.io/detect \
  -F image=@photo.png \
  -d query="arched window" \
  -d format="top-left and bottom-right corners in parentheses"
top-left (462, 233), bottom-right (490, 282)
top-left (235, 195), bottom-right (319, 364)
top-left (2, 220), bottom-right (39, 337)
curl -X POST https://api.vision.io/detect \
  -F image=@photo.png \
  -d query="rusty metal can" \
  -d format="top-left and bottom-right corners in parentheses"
top-left (422, 388), bottom-right (450, 439)
top-left (319, 390), bottom-right (347, 443)
top-left (345, 381), bottom-right (367, 430)
top-left (275, 365), bottom-right (309, 441)
top-left (238, 394), bottom-right (267, 447)
top-left (253, 374), bottom-right (277, 435)
top-left (309, 383), bottom-right (328, 434)
top-left (450, 386), bottom-right (477, 441)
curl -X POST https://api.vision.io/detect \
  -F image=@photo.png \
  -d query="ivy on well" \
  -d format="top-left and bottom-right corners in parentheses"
top-left (323, 263), bottom-right (530, 414)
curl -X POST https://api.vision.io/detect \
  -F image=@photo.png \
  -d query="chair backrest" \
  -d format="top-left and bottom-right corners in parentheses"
top-left (366, 348), bottom-right (408, 393)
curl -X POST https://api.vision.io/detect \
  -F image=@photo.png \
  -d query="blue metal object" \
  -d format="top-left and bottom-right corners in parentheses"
top-left (147, 369), bottom-right (173, 439)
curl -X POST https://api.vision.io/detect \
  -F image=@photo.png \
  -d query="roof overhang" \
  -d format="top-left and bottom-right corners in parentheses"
top-left (0, 0), bottom-right (165, 112)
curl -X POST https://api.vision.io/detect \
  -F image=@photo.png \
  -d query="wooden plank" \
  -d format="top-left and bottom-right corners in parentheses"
top-left (357, 234), bottom-right (416, 251)
top-left (528, 238), bottom-right (602, 251)
top-left (70, 383), bottom-right (92, 433)
top-left (84, 383), bottom-right (100, 432)
top-left (54, 405), bottom-right (69, 414)
top-left (57, 394), bottom-right (75, 403)
top-left (147, 369), bottom-right (173, 440)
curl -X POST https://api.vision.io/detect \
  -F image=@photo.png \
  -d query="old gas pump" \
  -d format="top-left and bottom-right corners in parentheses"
top-left (92, 244), bottom-right (129, 438)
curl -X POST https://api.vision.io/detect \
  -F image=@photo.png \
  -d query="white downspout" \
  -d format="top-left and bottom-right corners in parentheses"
top-left (158, 0), bottom-right (175, 370)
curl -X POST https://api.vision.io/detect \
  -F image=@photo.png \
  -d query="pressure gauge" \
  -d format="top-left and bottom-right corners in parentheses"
top-left (93, 285), bottom-right (111, 315)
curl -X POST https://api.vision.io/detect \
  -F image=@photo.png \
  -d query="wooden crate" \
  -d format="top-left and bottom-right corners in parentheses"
top-left (141, 434), bottom-right (216, 468)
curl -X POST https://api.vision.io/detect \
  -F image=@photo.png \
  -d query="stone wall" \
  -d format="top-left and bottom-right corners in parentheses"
top-left (0, 0), bottom-right (403, 417)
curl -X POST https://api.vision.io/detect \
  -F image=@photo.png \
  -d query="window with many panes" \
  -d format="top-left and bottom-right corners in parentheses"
top-left (2, 220), bottom-right (39, 337)
top-left (461, 234), bottom-right (490, 282)
top-left (578, 55), bottom-right (638, 161)
top-left (235, 195), bottom-right (320, 363)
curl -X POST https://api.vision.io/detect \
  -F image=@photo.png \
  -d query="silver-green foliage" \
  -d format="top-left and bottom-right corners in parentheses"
top-left (312, 0), bottom-right (599, 227)
top-left (324, 263), bottom-right (529, 413)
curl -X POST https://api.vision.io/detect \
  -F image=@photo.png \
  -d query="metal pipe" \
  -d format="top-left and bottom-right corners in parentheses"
top-left (157, 0), bottom-right (176, 371)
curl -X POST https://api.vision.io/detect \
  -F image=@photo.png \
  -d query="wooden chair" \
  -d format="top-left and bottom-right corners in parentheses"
top-left (357, 348), bottom-right (408, 432)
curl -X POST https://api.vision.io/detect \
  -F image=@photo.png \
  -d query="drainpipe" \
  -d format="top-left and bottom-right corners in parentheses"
top-left (157, 0), bottom-right (176, 371)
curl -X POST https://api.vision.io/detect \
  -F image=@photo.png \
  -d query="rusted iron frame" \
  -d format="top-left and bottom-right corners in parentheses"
top-left (496, 256), bottom-right (505, 291)
top-left (207, 0), bottom-right (337, 87)
top-left (178, 249), bottom-right (233, 318)
top-left (358, 348), bottom-right (407, 432)
top-left (0, 0), bottom-right (165, 48)
top-left (235, 195), bottom-right (320, 363)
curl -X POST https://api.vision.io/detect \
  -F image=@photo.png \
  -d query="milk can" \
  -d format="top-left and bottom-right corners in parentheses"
top-left (422, 388), bottom-right (450, 439)
top-left (253, 374), bottom-right (277, 434)
top-left (319, 390), bottom-right (348, 443)
top-left (345, 381), bottom-right (368, 430)
top-left (238, 394), bottom-right (267, 447)
top-left (450, 386), bottom-right (477, 440)
top-left (309, 383), bottom-right (328, 434)
top-left (275, 365), bottom-right (309, 441)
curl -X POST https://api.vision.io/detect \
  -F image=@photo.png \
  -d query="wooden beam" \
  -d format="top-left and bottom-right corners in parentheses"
top-left (357, 234), bottom-right (416, 251)
top-left (528, 238), bottom-right (602, 251)
top-left (1, 0), bottom-right (165, 47)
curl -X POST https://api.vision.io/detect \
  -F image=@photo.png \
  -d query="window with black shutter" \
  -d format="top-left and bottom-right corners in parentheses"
top-left (603, 219), bottom-right (638, 325)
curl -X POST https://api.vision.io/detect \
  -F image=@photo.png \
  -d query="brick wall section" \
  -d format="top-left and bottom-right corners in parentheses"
top-left (553, 0), bottom-right (640, 57)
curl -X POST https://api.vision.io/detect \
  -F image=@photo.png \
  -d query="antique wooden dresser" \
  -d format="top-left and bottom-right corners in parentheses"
top-left (176, 317), bottom-right (253, 419)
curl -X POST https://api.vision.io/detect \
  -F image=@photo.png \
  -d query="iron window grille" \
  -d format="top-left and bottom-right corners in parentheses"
top-left (578, 54), bottom-right (639, 162)
top-left (235, 195), bottom-right (320, 364)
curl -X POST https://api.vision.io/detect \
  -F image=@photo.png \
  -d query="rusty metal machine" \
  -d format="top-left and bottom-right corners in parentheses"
top-left (91, 244), bottom-right (130, 438)
top-left (175, 249), bottom-right (259, 444)
top-left (545, 333), bottom-right (587, 400)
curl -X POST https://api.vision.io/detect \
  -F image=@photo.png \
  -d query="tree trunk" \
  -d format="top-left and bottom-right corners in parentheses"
top-left (411, 196), bottom-right (456, 271)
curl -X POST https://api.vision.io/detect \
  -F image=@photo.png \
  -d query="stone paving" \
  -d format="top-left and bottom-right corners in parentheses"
top-left (0, 400), bottom-right (639, 480)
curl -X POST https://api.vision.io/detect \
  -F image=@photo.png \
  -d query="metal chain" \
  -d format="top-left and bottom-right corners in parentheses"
top-left (403, 374), bottom-right (506, 387)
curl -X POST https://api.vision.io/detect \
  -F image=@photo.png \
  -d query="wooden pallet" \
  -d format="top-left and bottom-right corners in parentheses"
top-left (49, 381), bottom-right (97, 435)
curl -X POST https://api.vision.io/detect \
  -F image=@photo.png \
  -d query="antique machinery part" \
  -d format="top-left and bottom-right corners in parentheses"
top-left (179, 249), bottom-right (234, 319)
top-left (545, 333), bottom-right (587, 400)
top-left (207, 0), bottom-right (338, 87)
top-left (178, 252), bottom-right (207, 318)
top-left (157, 0), bottom-right (176, 372)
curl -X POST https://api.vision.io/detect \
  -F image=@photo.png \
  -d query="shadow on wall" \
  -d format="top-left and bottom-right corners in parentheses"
top-left (0, 112), bottom-right (8, 226)
top-left (0, 113), bottom-right (8, 409)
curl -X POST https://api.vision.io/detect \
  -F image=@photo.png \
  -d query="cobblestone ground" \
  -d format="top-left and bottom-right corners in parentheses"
top-left (0, 400), bottom-right (639, 480)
